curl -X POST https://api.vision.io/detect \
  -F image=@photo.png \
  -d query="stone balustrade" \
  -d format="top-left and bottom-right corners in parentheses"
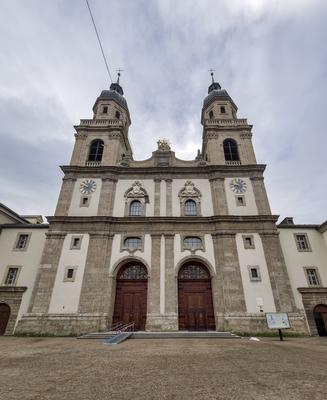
top-left (85, 161), bottom-right (101, 167)
top-left (79, 119), bottom-right (124, 127)
top-left (225, 160), bottom-right (242, 166)
top-left (205, 118), bottom-right (248, 126)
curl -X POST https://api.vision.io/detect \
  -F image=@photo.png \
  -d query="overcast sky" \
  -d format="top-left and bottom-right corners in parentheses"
top-left (0, 0), bottom-right (326, 224)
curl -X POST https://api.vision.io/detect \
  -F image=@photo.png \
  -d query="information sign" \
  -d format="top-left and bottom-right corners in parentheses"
top-left (266, 313), bottom-right (290, 329)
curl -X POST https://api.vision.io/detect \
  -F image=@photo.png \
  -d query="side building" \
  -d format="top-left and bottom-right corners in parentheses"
top-left (0, 203), bottom-right (48, 334)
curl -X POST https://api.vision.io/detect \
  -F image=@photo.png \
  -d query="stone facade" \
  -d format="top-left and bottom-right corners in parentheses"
top-left (2, 78), bottom-right (325, 336)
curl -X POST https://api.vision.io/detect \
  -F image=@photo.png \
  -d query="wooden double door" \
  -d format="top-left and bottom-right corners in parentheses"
top-left (113, 280), bottom-right (147, 331)
top-left (178, 280), bottom-right (216, 331)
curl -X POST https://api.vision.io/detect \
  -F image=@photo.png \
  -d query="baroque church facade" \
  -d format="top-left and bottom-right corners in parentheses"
top-left (1, 77), bottom-right (327, 336)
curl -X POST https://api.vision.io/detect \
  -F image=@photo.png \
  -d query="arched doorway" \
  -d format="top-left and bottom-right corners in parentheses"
top-left (112, 262), bottom-right (148, 331)
top-left (178, 262), bottom-right (216, 331)
top-left (313, 304), bottom-right (327, 336)
top-left (0, 303), bottom-right (10, 335)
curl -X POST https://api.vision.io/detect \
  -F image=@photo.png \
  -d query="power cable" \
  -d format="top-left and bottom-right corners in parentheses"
top-left (85, 0), bottom-right (113, 84)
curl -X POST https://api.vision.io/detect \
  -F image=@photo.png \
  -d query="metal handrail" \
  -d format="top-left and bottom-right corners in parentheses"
top-left (114, 322), bottom-right (135, 334)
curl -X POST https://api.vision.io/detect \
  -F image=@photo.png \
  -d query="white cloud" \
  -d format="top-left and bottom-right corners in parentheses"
top-left (0, 0), bottom-right (326, 223)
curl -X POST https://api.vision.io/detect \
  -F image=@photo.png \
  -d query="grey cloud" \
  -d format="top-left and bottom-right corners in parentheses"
top-left (0, 0), bottom-right (326, 223)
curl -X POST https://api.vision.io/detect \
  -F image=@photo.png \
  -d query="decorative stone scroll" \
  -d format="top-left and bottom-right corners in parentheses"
top-left (178, 181), bottom-right (202, 216)
top-left (124, 181), bottom-right (149, 216)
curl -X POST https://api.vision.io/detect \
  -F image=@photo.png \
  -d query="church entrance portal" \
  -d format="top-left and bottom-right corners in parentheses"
top-left (113, 263), bottom-right (148, 331)
top-left (178, 263), bottom-right (216, 331)
top-left (313, 304), bottom-right (327, 336)
top-left (0, 303), bottom-right (10, 335)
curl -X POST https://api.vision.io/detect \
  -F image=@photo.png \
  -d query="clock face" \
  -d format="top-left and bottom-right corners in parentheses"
top-left (230, 178), bottom-right (247, 194)
top-left (80, 179), bottom-right (97, 194)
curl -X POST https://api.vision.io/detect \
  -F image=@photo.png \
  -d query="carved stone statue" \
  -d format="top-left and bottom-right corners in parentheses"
top-left (157, 138), bottom-right (171, 151)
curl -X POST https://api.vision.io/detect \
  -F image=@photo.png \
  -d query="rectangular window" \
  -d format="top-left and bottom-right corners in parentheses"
top-left (304, 268), bottom-right (320, 286)
top-left (248, 265), bottom-right (261, 282)
top-left (80, 196), bottom-right (90, 207)
top-left (63, 266), bottom-right (78, 282)
top-left (102, 106), bottom-right (108, 114)
top-left (14, 234), bottom-right (30, 250)
top-left (70, 236), bottom-right (83, 250)
top-left (5, 267), bottom-right (19, 285)
top-left (294, 233), bottom-right (311, 251)
top-left (242, 235), bottom-right (255, 249)
top-left (235, 195), bottom-right (246, 207)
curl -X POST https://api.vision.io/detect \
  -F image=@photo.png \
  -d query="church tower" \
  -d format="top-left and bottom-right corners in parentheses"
top-left (16, 75), bottom-right (307, 336)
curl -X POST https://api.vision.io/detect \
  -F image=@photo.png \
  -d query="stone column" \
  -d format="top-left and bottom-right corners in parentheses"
top-left (165, 179), bottom-right (172, 216)
top-left (251, 177), bottom-right (271, 215)
top-left (54, 177), bottom-right (76, 216)
top-left (154, 178), bottom-right (161, 216)
top-left (209, 177), bottom-right (228, 215)
top-left (212, 233), bottom-right (246, 329)
top-left (260, 232), bottom-right (296, 312)
top-left (98, 177), bottom-right (117, 216)
top-left (29, 232), bottom-right (66, 313)
top-left (70, 132), bottom-right (87, 166)
top-left (78, 233), bottom-right (114, 319)
top-left (146, 234), bottom-right (162, 330)
top-left (164, 234), bottom-right (178, 330)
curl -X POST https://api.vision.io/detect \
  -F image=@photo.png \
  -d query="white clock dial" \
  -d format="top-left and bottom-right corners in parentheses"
top-left (80, 179), bottom-right (97, 194)
top-left (230, 178), bottom-right (247, 194)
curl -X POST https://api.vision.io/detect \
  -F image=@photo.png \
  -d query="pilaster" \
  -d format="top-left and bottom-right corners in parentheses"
top-left (164, 234), bottom-right (178, 330)
top-left (78, 233), bottom-right (114, 317)
top-left (209, 176), bottom-right (228, 215)
top-left (251, 177), bottom-right (271, 214)
top-left (165, 179), bottom-right (172, 216)
top-left (212, 233), bottom-right (246, 329)
top-left (260, 232), bottom-right (296, 312)
top-left (146, 234), bottom-right (162, 330)
top-left (154, 178), bottom-right (161, 216)
top-left (98, 177), bottom-right (117, 216)
top-left (29, 232), bottom-right (66, 313)
top-left (54, 177), bottom-right (76, 216)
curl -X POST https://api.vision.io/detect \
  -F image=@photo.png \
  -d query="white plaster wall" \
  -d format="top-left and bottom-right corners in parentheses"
top-left (68, 178), bottom-right (102, 216)
top-left (174, 234), bottom-right (216, 274)
top-left (0, 228), bottom-right (47, 324)
top-left (109, 234), bottom-right (152, 275)
top-left (279, 228), bottom-right (327, 310)
top-left (112, 179), bottom-right (155, 217)
top-left (236, 233), bottom-right (276, 313)
top-left (172, 179), bottom-right (213, 217)
top-left (225, 177), bottom-right (258, 215)
top-left (160, 180), bottom-right (166, 216)
top-left (48, 234), bottom-right (89, 314)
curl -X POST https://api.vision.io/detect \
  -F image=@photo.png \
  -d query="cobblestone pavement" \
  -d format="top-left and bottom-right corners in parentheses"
top-left (0, 336), bottom-right (326, 400)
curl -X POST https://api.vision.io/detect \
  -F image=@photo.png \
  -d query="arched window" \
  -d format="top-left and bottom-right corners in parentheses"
top-left (124, 237), bottom-right (142, 249)
top-left (223, 139), bottom-right (239, 161)
top-left (179, 264), bottom-right (210, 279)
top-left (183, 237), bottom-right (202, 249)
top-left (88, 139), bottom-right (104, 162)
top-left (185, 200), bottom-right (197, 216)
top-left (209, 110), bottom-right (214, 119)
top-left (130, 200), bottom-right (141, 216)
top-left (118, 264), bottom-right (148, 280)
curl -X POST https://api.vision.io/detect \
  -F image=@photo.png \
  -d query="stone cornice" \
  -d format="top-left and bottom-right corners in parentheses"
top-left (0, 286), bottom-right (27, 293)
top-left (60, 164), bottom-right (267, 177)
top-left (298, 287), bottom-right (327, 294)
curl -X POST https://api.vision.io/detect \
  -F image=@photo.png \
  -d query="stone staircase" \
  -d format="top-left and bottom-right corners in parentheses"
top-left (78, 331), bottom-right (239, 340)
